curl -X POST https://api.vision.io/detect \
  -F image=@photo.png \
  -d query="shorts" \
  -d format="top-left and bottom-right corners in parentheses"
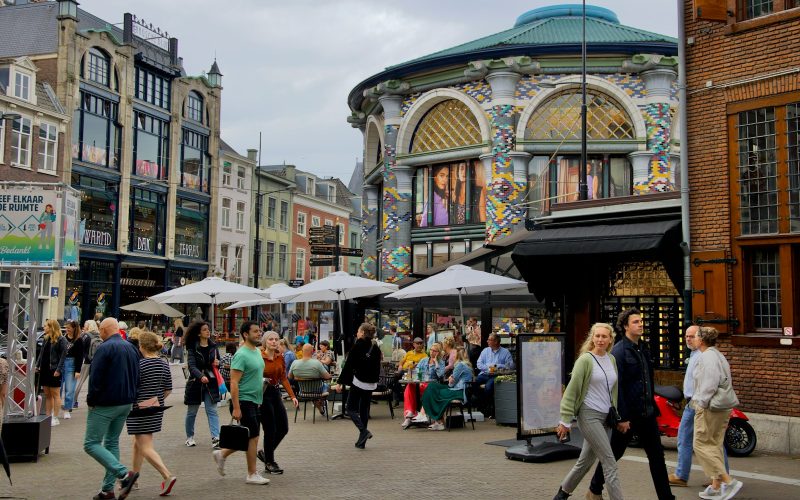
top-left (238, 400), bottom-right (261, 438)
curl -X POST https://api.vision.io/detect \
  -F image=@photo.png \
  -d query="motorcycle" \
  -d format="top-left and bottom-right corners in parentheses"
top-left (629, 385), bottom-right (757, 457)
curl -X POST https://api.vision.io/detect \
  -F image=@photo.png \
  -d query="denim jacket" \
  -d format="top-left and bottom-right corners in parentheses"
top-left (449, 361), bottom-right (475, 400)
top-left (416, 357), bottom-right (445, 381)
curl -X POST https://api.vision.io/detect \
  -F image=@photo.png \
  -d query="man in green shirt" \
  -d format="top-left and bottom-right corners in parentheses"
top-left (212, 321), bottom-right (268, 485)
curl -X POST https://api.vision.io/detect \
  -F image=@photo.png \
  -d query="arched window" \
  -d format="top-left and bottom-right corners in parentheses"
top-left (410, 99), bottom-right (482, 154)
top-left (87, 48), bottom-right (110, 87)
top-left (525, 89), bottom-right (634, 140)
top-left (186, 91), bottom-right (203, 123)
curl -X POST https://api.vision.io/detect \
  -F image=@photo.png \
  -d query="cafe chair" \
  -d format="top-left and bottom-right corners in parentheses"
top-left (444, 384), bottom-right (476, 431)
top-left (371, 371), bottom-right (397, 419)
top-left (294, 378), bottom-right (330, 423)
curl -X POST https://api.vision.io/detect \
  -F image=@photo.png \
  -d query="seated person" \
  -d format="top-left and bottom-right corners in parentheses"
top-left (475, 333), bottom-right (515, 413)
top-left (442, 336), bottom-right (457, 378)
top-left (289, 344), bottom-right (332, 415)
top-left (401, 342), bottom-right (445, 429)
top-left (422, 347), bottom-right (474, 431)
top-left (294, 338), bottom-right (306, 357)
top-left (313, 340), bottom-right (336, 373)
top-left (393, 337), bottom-right (428, 405)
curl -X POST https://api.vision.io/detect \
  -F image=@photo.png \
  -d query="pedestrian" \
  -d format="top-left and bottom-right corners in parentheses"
top-left (257, 330), bottom-right (298, 475)
top-left (588, 309), bottom-right (674, 500)
top-left (212, 322), bottom-right (270, 485)
top-left (37, 319), bottom-right (68, 427)
top-left (669, 325), bottom-right (729, 488)
top-left (553, 323), bottom-right (623, 500)
top-left (334, 322), bottom-right (381, 449)
top-left (170, 318), bottom-right (185, 364)
top-left (127, 331), bottom-right (176, 497)
top-left (183, 320), bottom-right (221, 448)
top-left (60, 320), bottom-right (83, 420)
top-left (74, 319), bottom-right (101, 409)
top-left (84, 317), bottom-right (140, 500)
top-left (692, 327), bottom-right (743, 499)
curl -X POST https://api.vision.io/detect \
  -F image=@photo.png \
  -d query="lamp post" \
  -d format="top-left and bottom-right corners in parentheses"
top-left (579, 0), bottom-right (588, 201)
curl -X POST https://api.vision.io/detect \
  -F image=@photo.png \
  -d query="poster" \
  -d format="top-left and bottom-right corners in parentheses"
top-left (319, 310), bottom-right (334, 342)
top-left (517, 333), bottom-right (566, 438)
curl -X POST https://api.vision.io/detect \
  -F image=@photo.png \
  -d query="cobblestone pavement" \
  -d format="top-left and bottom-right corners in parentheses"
top-left (1, 365), bottom-right (797, 499)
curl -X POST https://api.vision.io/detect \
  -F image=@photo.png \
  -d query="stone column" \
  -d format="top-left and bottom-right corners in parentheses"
top-left (636, 67), bottom-right (678, 194)
top-left (360, 184), bottom-right (379, 280)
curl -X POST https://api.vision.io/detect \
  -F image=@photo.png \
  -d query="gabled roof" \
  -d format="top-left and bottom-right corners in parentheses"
top-left (37, 81), bottom-right (67, 116)
top-left (0, 1), bottom-right (58, 58)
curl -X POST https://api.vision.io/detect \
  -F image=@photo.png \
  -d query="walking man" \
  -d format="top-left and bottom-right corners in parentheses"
top-left (84, 317), bottom-right (141, 500)
top-left (588, 308), bottom-right (674, 500)
top-left (212, 321), bottom-right (270, 485)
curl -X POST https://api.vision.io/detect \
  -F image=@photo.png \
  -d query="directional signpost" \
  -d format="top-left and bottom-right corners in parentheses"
top-left (309, 224), bottom-right (362, 270)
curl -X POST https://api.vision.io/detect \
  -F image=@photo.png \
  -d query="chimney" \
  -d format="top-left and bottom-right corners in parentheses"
top-left (169, 37), bottom-right (179, 66)
top-left (247, 149), bottom-right (257, 162)
top-left (284, 165), bottom-right (296, 182)
top-left (123, 13), bottom-right (133, 44)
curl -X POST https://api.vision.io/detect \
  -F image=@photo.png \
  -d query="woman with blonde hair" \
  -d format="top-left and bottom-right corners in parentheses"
top-left (400, 342), bottom-right (445, 429)
top-left (442, 336), bottom-right (457, 377)
top-left (37, 319), bottom-right (68, 426)
top-left (421, 346), bottom-right (474, 431)
top-left (127, 331), bottom-right (176, 496)
top-left (553, 323), bottom-right (622, 500)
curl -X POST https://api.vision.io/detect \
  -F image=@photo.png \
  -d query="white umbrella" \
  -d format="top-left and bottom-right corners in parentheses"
top-left (270, 271), bottom-right (399, 352)
top-left (120, 299), bottom-right (184, 317)
top-left (224, 283), bottom-right (293, 310)
top-left (149, 277), bottom-right (269, 334)
top-left (385, 264), bottom-right (527, 338)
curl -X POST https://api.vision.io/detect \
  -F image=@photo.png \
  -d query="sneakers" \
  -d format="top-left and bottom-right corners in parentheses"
top-left (211, 437), bottom-right (220, 449)
top-left (720, 479), bottom-right (743, 499)
top-left (401, 418), bottom-right (411, 429)
top-left (92, 491), bottom-right (115, 500)
top-left (699, 485), bottom-right (722, 499)
top-left (669, 473), bottom-right (688, 487)
top-left (412, 413), bottom-right (428, 423)
top-left (185, 437), bottom-right (196, 447)
top-left (245, 472), bottom-right (270, 485)
top-left (265, 462), bottom-right (284, 474)
top-left (63, 411), bottom-right (71, 420)
top-left (212, 450), bottom-right (226, 476)
top-left (159, 476), bottom-right (177, 496)
top-left (257, 449), bottom-right (267, 464)
top-left (118, 471), bottom-right (139, 500)
top-left (50, 416), bottom-right (60, 427)
top-left (428, 422), bottom-right (445, 431)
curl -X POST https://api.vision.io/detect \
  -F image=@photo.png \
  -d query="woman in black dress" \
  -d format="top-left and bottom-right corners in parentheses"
top-left (183, 321), bottom-right (220, 448)
top-left (127, 331), bottom-right (175, 496)
top-left (37, 319), bottom-right (68, 427)
top-left (334, 323), bottom-right (381, 449)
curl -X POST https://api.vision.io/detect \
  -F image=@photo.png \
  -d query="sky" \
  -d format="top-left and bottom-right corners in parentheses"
top-left (77, 0), bottom-right (679, 183)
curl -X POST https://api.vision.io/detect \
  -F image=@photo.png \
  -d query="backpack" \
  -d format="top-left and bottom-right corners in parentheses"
top-left (85, 332), bottom-right (103, 362)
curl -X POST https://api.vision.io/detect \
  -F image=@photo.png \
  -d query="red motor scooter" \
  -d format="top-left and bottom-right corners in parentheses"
top-left (651, 385), bottom-right (757, 457)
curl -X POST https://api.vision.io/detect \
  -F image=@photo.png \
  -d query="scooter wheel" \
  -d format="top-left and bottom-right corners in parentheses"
top-left (725, 418), bottom-right (756, 457)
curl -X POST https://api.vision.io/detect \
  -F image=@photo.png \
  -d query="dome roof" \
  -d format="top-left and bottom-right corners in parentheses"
top-left (514, 4), bottom-right (619, 27)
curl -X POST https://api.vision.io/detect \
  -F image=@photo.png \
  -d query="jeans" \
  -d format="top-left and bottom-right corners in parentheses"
top-left (676, 405), bottom-right (729, 481)
top-left (346, 385), bottom-right (372, 433)
top-left (260, 386), bottom-right (288, 463)
top-left (185, 389), bottom-right (220, 439)
top-left (83, 404), bottom-right (132, 492)
top-left (60, 358), bottom-right (77, 411)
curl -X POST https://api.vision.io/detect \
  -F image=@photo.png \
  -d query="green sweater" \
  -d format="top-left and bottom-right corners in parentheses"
top-left (560, 352), bottom-right (619, 423)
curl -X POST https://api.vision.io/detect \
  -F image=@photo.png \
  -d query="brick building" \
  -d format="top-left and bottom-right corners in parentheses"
top-left (685, 0), bottom-right (800, 427)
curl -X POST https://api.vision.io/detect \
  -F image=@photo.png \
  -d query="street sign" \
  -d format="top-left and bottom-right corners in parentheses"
top-left (311, 245), bottom-right (335, 255)
top-left (309, 226), bottom-right (335, 236)
top-left (309, 235), bottom-right (336, 245)
top-left (288, 279), bottom-right (304, 287)
top-left (339, 247), bottom-right (363, 257)
top-left (310, 257), bottom-right (335, 267)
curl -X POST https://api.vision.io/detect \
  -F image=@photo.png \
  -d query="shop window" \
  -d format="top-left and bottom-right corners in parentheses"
top-left (133, 112), bottom-right (169, 179)
top-left (413, 159), bottom-right (487, 227)
top-left (267, 197), bottom-right (276, 228)
top-left (72, 91), bottom-right (121, 169)
top-left (266, 241), bottom-right (275, 276)
top-left (413, 243), bottom-right (430, 272)
top-left (87, 48), bottom-right (110, 87)
top-left (280, 201), bottom-right (288, 230)
top-left (10, 115), bottom-right (32, 167)
top-left (221, 198), bottom-right (231, 228)
top-left (525, 88), bottom-right (634, 141)
top-left (175, 198), bottom-right (209, 260)
top-left (130, 188), bottom-right (166, 255)
top-left (278, 244), bottom-right (287, 279)
top-left (222, 162), bottom-right (231, 186)
top-left (186, 92), bottom-right (203, 123)
top-left (37, 122), bottom-right (58, 173)
top-left (410, 99), bottom-right (482, 154)
top-left (180, 129), bottom-right (210, 192)
top-left (72, 173), bottom-right (117, 249)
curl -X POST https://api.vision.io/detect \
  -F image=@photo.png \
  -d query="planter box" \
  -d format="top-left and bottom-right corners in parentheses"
top-left (494, 380), bottom-right (517, 425)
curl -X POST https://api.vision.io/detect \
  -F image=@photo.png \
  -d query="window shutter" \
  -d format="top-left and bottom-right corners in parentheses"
top-left (691, 250), bottom-right (733, 333)
top-left (693, 0), bottom-right (728, 22)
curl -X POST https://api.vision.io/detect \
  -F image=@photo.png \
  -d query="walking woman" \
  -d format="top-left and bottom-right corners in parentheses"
top-left (421, 346), bottom-right (474, 431)
top-left (257, 331), bottom-right (298, 474)
top-left (183, 321), bottom-right (221, 448)
top-left (553, 323), bottom-right (622, 500)
top-left (334, 323), bottom-right (381, 449)
top-left (170, 318), bottom-right (185, 364)
top-left (73, 319), bottom-right (100, 408)
top-left (127, 332), bottom-right (176, 496)
top-left (37, 319), bottom-right (68, 426)
top-left (692, 327), bottom-right (743, 500)
top-left (60, 320), bottom-right (83, 420)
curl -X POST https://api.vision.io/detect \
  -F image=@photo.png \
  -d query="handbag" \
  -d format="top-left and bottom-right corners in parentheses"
top-left (219, 420), bottom-right (250, 451)
top-left (213, 365), bottom-right (228, 395)
top-left (588, 353), bottom-right (621, 427)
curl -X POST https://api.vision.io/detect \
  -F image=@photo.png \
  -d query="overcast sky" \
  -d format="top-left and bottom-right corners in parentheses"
top-left (78, 0), bottom-right (679, 183)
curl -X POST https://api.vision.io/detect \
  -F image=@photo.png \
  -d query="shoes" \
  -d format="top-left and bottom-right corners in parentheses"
top-left (118, 471), bottom-right (139, 500)
top-left (245, 472), bottom-right (270, 485)
top-left (92, 491), bottom-right (115, 500)
top-left (211, 437), bottom-right (220, 449)
top-left (51, 416), bottom-right (60, 427)
top-left (669, 473), bottom-right (688, 487)
top-left (355, 429), bottom-right (373, 449)
top-left (412, 413), bottom-right (428, 423)
top-left (74, 402), bottom-right (79, 408)
top-left (257, 449), bottom-right (266, 464)
top-left (428, 422), bottom-right (445, 431)
top-left (159, 476), bottom-right (177, 496)
top-left (185, 437), bottom-right (196, 447)
top-left (265, 462), bottom-right (284, 474)
top-left (212, 450), bottom-right (226, 476)
top-left (553, 487), bottom-right (571, 499)
top-left (317, 403), bottom-right (326, 416)
top-left (699, 485), bottom-right (722, 499)
top-left (585, 492), bottom-right (603, 500)
top-left (720, 479), bottom-right (743, 499)
top-left (63, 411), bottom-right (71, 420)
top-left (401, 418), bottom-right (411, 429)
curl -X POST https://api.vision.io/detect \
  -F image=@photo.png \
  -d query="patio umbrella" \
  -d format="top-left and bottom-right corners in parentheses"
top-left (224, 283), bottom-right (292, 310)
top-left (120, 299), bottom-right (184, 317)
top-left (385, 264), bottom-right (527, 338)
top-left (269, 271), bottom-right (399, 353)
top-left (149, 277), bottom-right (269, 335)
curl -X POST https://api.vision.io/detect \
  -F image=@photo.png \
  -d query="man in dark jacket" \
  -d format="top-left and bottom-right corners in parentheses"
top-left (587, 308), bottom-right (674, 500)
top-left (83, 317), bottom-right (141, 500)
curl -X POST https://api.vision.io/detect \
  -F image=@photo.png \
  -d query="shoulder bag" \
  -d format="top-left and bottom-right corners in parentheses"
top-left (588, 353), bottom-right (621, 427)
top-left (219, 419), bottom-right (250, 451)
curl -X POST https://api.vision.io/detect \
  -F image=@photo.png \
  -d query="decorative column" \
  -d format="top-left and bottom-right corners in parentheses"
top-left (634, 66), bottom-right (678, 194)
top-left (485, 71), bottom-right (526, 243)
top-left (360, 184), bottom-right (379, 280)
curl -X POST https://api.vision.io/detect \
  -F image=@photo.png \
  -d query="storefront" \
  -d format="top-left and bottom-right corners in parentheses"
top-left (118, 259), bottom-right (167, 331)
top-left (65, 254), bottom-right (119, 324)
top-left (167, 262), bottom-right (209, 327)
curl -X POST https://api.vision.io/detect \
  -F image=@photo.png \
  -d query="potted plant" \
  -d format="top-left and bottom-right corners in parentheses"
top-left (494, 374), bottom-right (517, 425)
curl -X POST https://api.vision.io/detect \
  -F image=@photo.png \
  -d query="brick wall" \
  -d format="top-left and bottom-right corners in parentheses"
top-left (685, 1), bottom-right (800, 418)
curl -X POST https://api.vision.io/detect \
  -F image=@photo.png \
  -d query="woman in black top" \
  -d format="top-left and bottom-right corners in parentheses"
top-left (334, 323), bottom-right (381, 449)
top-left (60, 320), bottom-right (83, 420)
top-left (183, 321), bottom-right (220, 448)
top-left (36, 319), bottom-right (68, 426)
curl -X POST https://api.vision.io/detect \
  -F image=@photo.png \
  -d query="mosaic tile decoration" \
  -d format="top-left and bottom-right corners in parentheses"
top-left (382, 186), bottom-right (413, 240)
top-left (605, 73), bottom-right (647, 99)
top-left (453, 80), bottom-right (493, 103)
top-left (638, 102), bottom-right (674, 193)
top-left (515, 73), bottom-right (647, 100)
top-left (486, 105), bottom-right (526, 243)
top-left (361, 255), bottom-right (377, 281)
top-left (382, 245), bottom-right (412, 283)
top-left (400, 92), bottom-right (422, 117)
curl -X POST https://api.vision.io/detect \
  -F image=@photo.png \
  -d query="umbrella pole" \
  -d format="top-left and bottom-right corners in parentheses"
top-left (211, 297), bottom-right (216, 339)
top-left (337, 291), bottom-right (346, 356)
top-left (458, 288), bottom-right (466, 342)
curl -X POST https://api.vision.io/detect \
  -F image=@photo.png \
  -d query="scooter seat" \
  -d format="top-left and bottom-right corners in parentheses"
top-left (654, 384), bottom-right (683, 403)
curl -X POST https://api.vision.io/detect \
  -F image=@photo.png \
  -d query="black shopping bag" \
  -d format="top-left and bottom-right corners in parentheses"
top-left (219, 421), bottom-right (250, 451)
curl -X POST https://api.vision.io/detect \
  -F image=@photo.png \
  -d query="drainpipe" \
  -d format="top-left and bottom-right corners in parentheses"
top-left (678, 0), bottom-right (692, 324)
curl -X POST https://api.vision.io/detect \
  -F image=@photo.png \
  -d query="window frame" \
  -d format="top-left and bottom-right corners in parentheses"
top-left (37, 121), bottom-right (58, 174)
top-left (220, 243), bottom-right (229, 278)
top-left (267, 197), bottom-right (276, 228)
top-left (297, 212), bottom-right (307, 236)
top-left (234, 245), bottom-right (244, 282)
top-left (221, 197), bottom-right (231, 228)
top-left (278, 243), bottom-right (287, 279)
top-left (312, 215), bottom-right (321, 228)
top-left (0, 119), bottom-right (4, 164)
top-left (87, 48), bottom-right (110, 87)
top-left (222, 162), bottom-right (232, 186)
top-left (295, 248), bottom-right (306, 280)
top-left (72, 91), bottom-right (122, 169)
top-left (133, 111), bottom-right (170, 180)
top-left (236, 201), bottom-right (245, 231)
top-left (14, 71), bottom-right (31, 100)
top-left (237, 167), bottom-right (246, 189)
top-left (306, 177), bottom-right (315, 195)
top-left (10, 115), bottom-right (32, 168)
top-left (186, 92), bottom-right (203, 123)
top-left (180, 128), bottom-right (210, 192)
top-left (266, 241), bottom-right (275, 276)
top-left (279, 200), bottom-right (288, 231)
